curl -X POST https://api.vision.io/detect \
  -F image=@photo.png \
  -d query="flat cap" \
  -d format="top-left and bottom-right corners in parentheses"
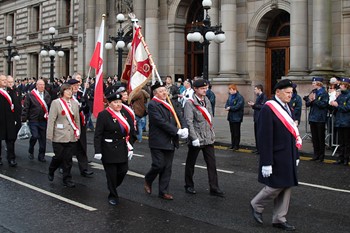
top-left (273, 79), bottom-right (293, 93)
top-left (330, 77), bottom-right (338, 84)
top-left (312, 77), bottom-right (323, 82)
top-left (67, 79), bottom-right (80, 85)
top-left (193, 79), bottom-right (208, 88)
top-left (340, 77), bottom-right (350, 83)
top-left (106, 92), bottom-right (122, 102)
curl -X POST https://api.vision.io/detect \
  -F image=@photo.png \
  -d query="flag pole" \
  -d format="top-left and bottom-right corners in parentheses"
top-left (130, 14), bottom-right (182, 129)
top-left (82, 66), bottom-right (92, 96)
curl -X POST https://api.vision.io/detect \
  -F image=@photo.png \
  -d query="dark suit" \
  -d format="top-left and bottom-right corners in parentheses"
top-left (145, 98), bottom-right (187, 196)
top-left (252, 92), bottom-right (267, 151)
top-left (0, 88), bottom-right (20, 163)
top-left (94, 108), bottom-right (136, 201)
top-left (21, 89), bottom-right (51, 160)
top-left (251, 98), bottom-right (299, 224)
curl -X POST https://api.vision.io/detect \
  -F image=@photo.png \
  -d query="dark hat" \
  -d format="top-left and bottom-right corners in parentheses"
top-left (193, 79), bottom-right (208, 88)
top-left (106, 92), bottom-right (122, 102)
top-left (151, 81), bottom-right (165, 92)
top-left (312, 77), bottom-right (323, 82)
top-left (67, 79), bottom-right (80, 85)
top-left (273, 79), bottom-right (293, 93)
top-left (340, 77), bottom-right (350, 83)
top-left (292, 83), bottom-right (297, 89)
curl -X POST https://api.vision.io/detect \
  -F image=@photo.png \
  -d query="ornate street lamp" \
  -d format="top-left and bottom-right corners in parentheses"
top-left (40, 27), bottom-right (64, 83)
top-left (5, 36), bottom-right (20, 76)
top-left (186, 0), bottom-right (226, 80)
top-left (105, 13), bottom-right (132, 79)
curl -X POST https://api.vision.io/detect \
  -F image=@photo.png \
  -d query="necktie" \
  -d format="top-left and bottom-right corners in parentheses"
top-left (284, 104), bottom-right (291, 115)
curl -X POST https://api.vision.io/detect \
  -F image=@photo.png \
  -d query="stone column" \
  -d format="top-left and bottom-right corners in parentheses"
top-left (343, 6), bottom-right (350, 75)
top-left (310, 0), bottom-right (332, 75)
top-left (133, 0), bottom-right (145, 28)
top-left (85, 0), bottom-right (96, 75)
top-left (145, 0), bottom-right (159, 67)
top-left (208, 0), bottom-right (219, 80)
top-left (77, 0), bottom-right (87, 74)
top-left (288, 0), bottom-right (308, 77)
top-left (217, 0), bottom-right (239, 82)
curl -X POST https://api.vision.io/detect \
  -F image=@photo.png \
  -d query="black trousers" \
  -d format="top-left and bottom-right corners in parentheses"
top-left (310, 122), bottom-right (326, 160)
top-left (229, 122), bottom-right (241, 149)
top-left (28, 122), bottom-right (47, 159)
top-left (0, 140), bottom-right (16, 161)
top-left (49, 142), bottom-right (77, 182)
top-left (337, 127), bottom-right (350, 161)
top-left (185, 144), bottom-right (219, 191)
top-left (75, 139), bottom-right (89, 173)
top-left (254, 122), bottom-right (259, 152)
top-left (102, 162), bottom-right (128, 200)
top-left (145, 149), bottom-right (174, 196)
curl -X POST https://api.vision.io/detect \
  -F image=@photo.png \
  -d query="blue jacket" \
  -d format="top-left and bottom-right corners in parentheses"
top-left (225, 92), bottom-right (244, 123)
top-left (334, 90), bottom-right (350, 128)
top-left (289, 94), bottom-right (302, 123)
top-left (252, 93), bottom-right (267, 122)
top-left (305, 87), bottom-right (329, 123)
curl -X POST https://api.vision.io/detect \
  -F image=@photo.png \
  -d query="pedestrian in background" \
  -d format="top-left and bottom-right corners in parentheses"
top-left (21, 79), bottom-right (51, 162)
top-left (330, 77), bottom-right (350, 166)
top-left (94, 92), bottom-right (137, 206)
top-left (250, 79), bottom-right (300, 231)
top-left (206, 82), bottom-right (216, 117)
top-left (225, 84), bottom-right (244, 151)
top-left (304, 77), bottom-right (329, 162)
top-left (144, 81), bottom-right (188, 200)
top-left (47, 83), bottom-right (80, 188)
top-left (289, 83), bottom-right (302, 127)
top-left (184, 79), bottom-right (224, 197)
top-left (248, 84), bottom-right (267, 154)
top-left (131, 88), bottom-right (150, 142)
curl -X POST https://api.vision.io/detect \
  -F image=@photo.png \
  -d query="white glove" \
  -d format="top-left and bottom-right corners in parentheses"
top-left (261, 165), bottom-right (272, 178)
top-left (94, 153), bottom-right (102, 160)
top-left (180, 128), bottom-right (189, 139)
top-left (128, 150), bottom-right (133, 160)
top-left (296, 159), bottom-right (300, 166)
top-left (177, 128), bottom-right (186, 136)
top-left (192, 139), bottom-right (200, 147)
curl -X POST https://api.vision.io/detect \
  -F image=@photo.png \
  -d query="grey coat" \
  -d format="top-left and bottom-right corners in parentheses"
top-left (184, 95), bottom-right (215, 145)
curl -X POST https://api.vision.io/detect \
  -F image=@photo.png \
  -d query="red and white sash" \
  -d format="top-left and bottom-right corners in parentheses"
top-left (266, 100), bottom-right (302, 149)
top-left (31, 89), bottom-right (48, 120)
top-left (72, 95), bottom-right (86, 126)
top-left (59, 98), bottom-right (80, 138)
top-left (0, 88), bottom-right (14, 112)
top-left (152, 96), bottom-right (177, 120)
top-left (122, 103), bottom-right (136, 130)
top-left (106, 107), bottom-right (133, 150)
top-left (189, 98), bottom-right (212, 128)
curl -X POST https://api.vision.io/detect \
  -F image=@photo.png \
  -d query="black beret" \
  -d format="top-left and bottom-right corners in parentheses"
top-left (312, 77), bottom-right (323, 82)
top-left (106, 92), bottom-right (122, 102)
top-left (193, 79), bottom-right (208, 88)
top-left (67, 79), bottom-right (80, 85)
top-left (273, 79), bottom-right (293, 93)
top-left (151, 81), bottom-right (165, 92)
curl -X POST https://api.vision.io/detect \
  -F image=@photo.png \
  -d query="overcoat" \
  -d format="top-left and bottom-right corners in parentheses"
top-left (94, 108), bottom-right (136, 164)
top-left (257, 98), bottom-right (299, 188)
top-left (148, 98), bottom-right (187, 150)
top-left (0, 88), bottom-right (19, 140)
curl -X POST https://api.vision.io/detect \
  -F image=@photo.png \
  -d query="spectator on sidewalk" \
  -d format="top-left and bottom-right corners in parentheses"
top-left (206, 82), bottom-right (216, 116)
top-left (131, 88), bottom-right (150, 142)
top-left (225, 84), bottom-right (244, 151)
top-left (248, 84), bottom-right (267, 154)
top-left (304, 77), bottom-right (329, 162)
top-left (289, 83), bottom-right (302, 127)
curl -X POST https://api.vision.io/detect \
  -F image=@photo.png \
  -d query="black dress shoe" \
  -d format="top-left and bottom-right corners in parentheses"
top-left (158, 193), bottom-right (174, 200)
top-left (8, 160), bottom-right (17, 167)
top-left (63, 180), bottom-right (76, 188)
top-left (108, 198), bottom-right (119, 206)
top-left (48, 173), bottom-right (54, 182)
top-left (272, 222), bottom-right (296, 231)
top-left (28, 153), bottom-right (34, 160)
top-left (38, 157), bottom-right (46, 163)
top-left (81, 170), bottom-right (94, 177)
top-left (229, 146), bottom-right (234, 150)
top-left (185, 186), bottom-right (196, 194)
top-left (250, 204), bottom-right (263, 224)
top-left (210, 189), bottom-right (225, 197)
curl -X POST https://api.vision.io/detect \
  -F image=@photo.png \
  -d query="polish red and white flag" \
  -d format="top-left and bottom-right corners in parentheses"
top-left (121, 27), bottom-right (153, 100)
top-left (90, 16), bottom-right (105, 118)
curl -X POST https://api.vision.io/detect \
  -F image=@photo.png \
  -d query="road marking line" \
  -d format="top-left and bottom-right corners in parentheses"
top-left (46, 153), bottom-right (145, 178)
top-left (181, 163), bottom-right (234, 174)
top-left (0, 173), bottom-right (97, 211)
top-left (299, 182), bottom-right (350, 194)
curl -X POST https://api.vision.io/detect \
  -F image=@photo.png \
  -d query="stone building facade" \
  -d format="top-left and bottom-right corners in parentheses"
top-left (0, 0), bottom-right (349, 116)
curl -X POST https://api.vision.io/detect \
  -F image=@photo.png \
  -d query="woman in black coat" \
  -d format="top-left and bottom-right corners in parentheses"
top-left (94, 92), bottom-right (136, 206)
top-left (225, 84), bottom-right (244, 150)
